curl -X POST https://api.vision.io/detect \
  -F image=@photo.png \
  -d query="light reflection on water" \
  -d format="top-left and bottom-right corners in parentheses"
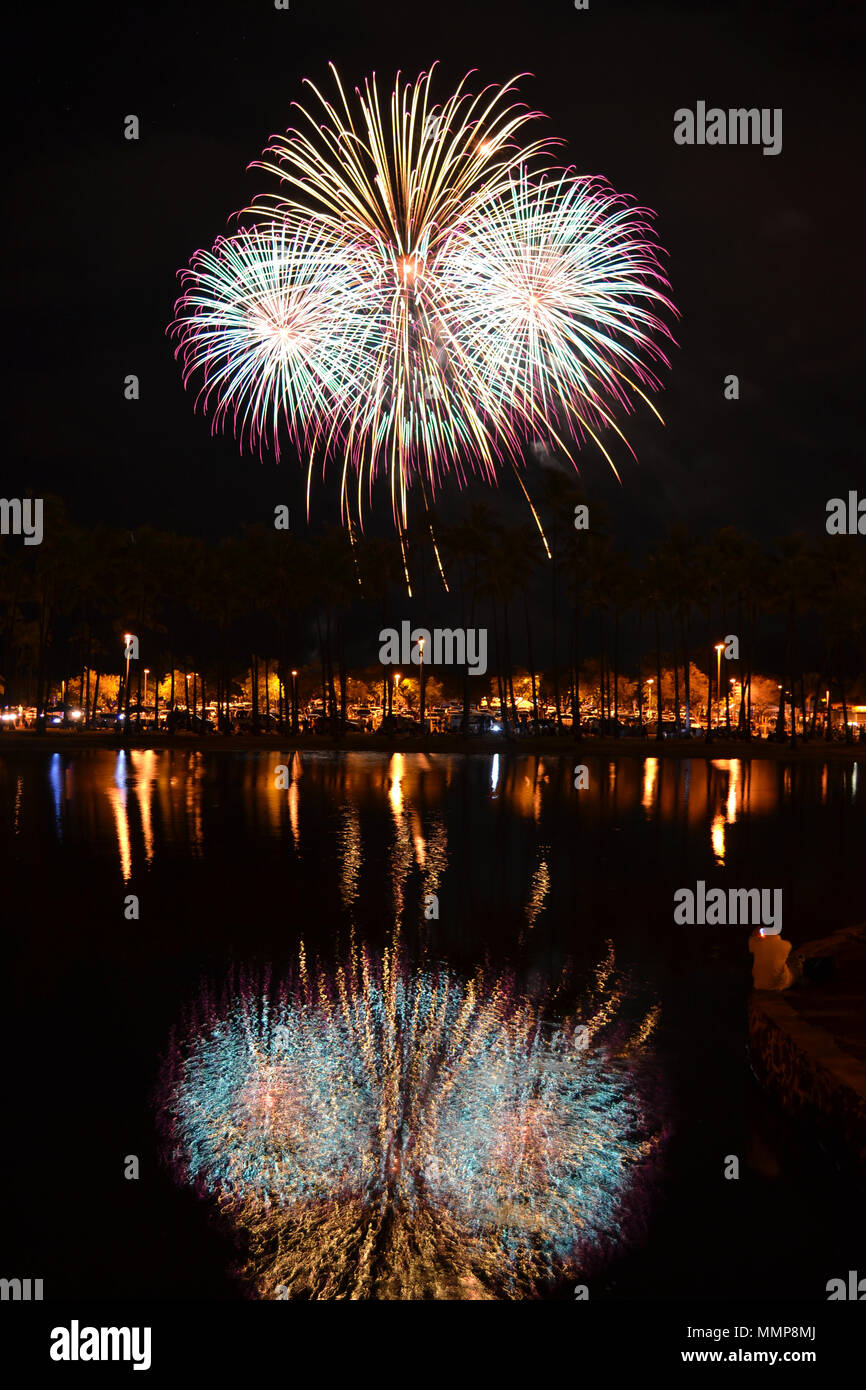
top-left (2, 750), bottom-right (864, 942)
top-left (3, 748), bottom-right (866, 1298)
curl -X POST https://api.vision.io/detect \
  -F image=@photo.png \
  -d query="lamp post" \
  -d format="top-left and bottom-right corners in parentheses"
top-left (726, 676), bottom-right (734, 734)
top-left (714, 643), bottom-right (725, 731)
top-left (647, 677), bottom-right (654, 733)
top-left (122, 633), bottom-right (134, 733)
top-left (418, 636), bottom-right (426, 731)
top-left (291, 669), bottom-right (298, 735)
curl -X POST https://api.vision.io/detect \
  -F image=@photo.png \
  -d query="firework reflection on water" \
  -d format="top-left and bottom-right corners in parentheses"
top-left (159, 934), bottom-right (664, 1299)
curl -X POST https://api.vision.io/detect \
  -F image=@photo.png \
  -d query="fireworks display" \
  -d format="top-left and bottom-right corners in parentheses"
top-left (170, 65), bottom-right (676, 532)
top-left (159, 935), bottom-right (663, 1299)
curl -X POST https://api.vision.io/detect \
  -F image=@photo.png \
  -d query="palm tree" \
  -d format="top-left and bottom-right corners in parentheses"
top-left (358, 533), bottom-right (402, 722)
top-left (561, 494), bottom-right (599, 735)
top-left (538, 469), bottom-right (585, 731)
top-left (510, 523), bottom-right (545, 726)
top-left (643, 551), bottom-right (669, 738)
top-left (441, 503), bottom-right (494, 733)
top-left (814, 538), bottom-right (866, 743)
top-left (656, 527), bottom-right (698, 735)
top-left (767, 534), bottom-right (814, 745)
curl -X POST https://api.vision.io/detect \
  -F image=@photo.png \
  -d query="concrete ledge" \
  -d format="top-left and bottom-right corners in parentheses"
top-left (748, 926), bottom-right (866, 1170)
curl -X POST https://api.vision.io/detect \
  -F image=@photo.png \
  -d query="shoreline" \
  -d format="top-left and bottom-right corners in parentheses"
top-left (1, 730), bottom-right (864, 760)
top-left (749, 925), bottom-right (866, 1172)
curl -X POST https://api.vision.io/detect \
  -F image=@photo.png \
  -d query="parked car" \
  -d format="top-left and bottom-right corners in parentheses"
top-left (311, 715), bottom-right (361, 734)
top-left (233, 711), bottom-right (280, 732)
top-left (379, 713), bottom-right (424, 735)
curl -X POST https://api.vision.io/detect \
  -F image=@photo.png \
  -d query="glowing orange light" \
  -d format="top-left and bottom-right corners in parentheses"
top-left (399, 255), bottom-right (423, 286)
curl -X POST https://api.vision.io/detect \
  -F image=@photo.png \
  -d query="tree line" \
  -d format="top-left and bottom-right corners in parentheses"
top-left (2, 479), bottom-right (865, 742)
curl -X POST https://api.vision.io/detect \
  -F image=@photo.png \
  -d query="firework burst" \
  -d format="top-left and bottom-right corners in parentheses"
top-left (170, 64), bottom-right (676, 536)
top-left (171, 223), bottom-right (372, 461)
top-left (440, 166), bottom-right (676, 478)
top-left (158, 936), bottom-right (664, 1299)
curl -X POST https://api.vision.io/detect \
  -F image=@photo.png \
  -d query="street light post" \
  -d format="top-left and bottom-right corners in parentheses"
top-left (714, 643), bottom-right (725, 733)
top-left (291, 670), bottom-right (299, 735)
top-left (123, 633), bottom-right (134, 735)
top-left (418, 637), bottom-right (426, 731)
top-left (726, 676), bottom-right (733, 734)
top-left (647, 677), bottom-right (655, 734)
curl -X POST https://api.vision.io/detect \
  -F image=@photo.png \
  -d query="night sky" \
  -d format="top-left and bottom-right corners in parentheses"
top-left (9, 0), bottom-right (864, 552)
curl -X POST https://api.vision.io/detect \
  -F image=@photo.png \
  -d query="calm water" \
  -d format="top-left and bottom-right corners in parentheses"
top-left (2, 749), bottom-right (865, 1298)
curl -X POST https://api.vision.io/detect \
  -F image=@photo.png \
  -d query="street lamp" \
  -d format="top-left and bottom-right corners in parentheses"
top-left (291, 669), bottom-right (299, 734)
top-left (647, 677), bottom-right (655, 728)
top-left (418, 636), bottom-right (426, 730)
top-left (714, 643), bottom-right (725, 730)
top-left (121, 633), bottom-right (134, 728)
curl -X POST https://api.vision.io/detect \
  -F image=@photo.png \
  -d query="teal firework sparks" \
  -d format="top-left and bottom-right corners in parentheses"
top-left (170, 65), bottom-right (676, 533)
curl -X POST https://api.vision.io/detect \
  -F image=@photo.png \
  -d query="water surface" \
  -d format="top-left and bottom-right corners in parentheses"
top-left (3, 750), bottom-right (864, 1298)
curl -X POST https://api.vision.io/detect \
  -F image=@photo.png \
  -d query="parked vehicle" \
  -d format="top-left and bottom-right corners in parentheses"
top-left (447, 710), bottom-right (503, 735)
top-left (312, 715), bottom-right (361, 734)
top-left (379, 713), bottom-right (424, 735)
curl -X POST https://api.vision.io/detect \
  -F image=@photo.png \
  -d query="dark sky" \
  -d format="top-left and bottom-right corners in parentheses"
top-left (8, 0), bottom-right (864, 553)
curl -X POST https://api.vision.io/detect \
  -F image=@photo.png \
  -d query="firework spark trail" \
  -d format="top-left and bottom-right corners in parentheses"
top-left (159, 936), bottom-right (664, 1299)
top-left (170, 65), bottom-right (676, 537)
